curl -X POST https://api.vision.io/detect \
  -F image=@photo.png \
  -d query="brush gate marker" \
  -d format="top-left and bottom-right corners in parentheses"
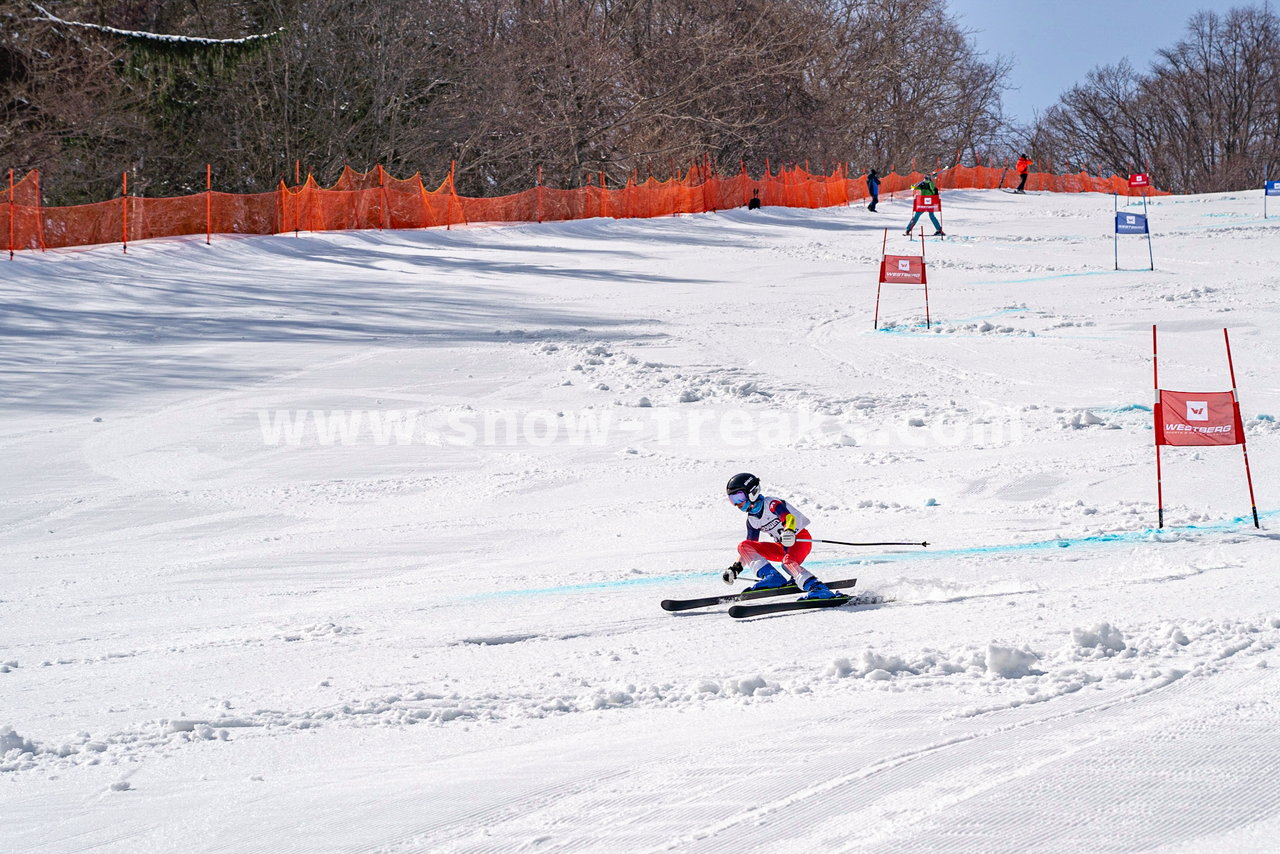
top-left (874, 228), bottom-right (930, 330)
top-left (1152, 325), bottom-right (1260, 529)
top-left (1265, 179), bottom-right (1280, 219)
top-left (1115, 174), bottom-right (1155, 271)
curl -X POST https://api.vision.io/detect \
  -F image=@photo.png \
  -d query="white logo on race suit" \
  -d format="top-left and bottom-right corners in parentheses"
top-left (1186, 401), bottom-right (1209, 421)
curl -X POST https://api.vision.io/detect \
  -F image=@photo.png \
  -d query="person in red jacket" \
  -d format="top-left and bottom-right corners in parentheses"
top-left (721, 472), bottom-right (844, 600)
top-left (1014, 154), bottom-right (1033, 193)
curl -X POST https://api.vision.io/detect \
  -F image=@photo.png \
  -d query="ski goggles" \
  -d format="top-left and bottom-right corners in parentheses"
top-left (727, 491), bottom-right (750, 507)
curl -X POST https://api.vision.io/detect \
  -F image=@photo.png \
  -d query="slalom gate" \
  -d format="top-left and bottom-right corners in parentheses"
top-left (1152, 325), bottom-right (1260, 529)
top-left (1114, 173), bottom-right (1155, 271)
top-left (1265, 179), bottom-right (1280, 218)
top-left (4, 161), bottom-right (1167, 256)
top-left (874, 228), bottom-right (930, 330)
top-left (913, 192), bottom-right (941, 217)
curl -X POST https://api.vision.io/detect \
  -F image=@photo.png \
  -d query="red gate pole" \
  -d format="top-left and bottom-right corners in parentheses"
top-left (920, 229), bottom-right (930, 329)
top-left (1153, 324), bottom-right (1165, 528)
top-left (1223, 328), bottom-right (1260, 528)
top-left (205, 164), bottom-right (212, 246)
top-left (122, 171), bottom-right (128, 254)
top-left (873, 228), bottom-right (887, 330)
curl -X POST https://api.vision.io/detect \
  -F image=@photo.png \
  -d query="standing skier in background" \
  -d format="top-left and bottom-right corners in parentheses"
top-left (1014, 154), bottom-right (1033, 193)
top-left (866, 168), bottom-right (881, 212)
top-left (902, 172), bottom-right (944, 236)
top-left (722, 473), bottom-right (845, 600)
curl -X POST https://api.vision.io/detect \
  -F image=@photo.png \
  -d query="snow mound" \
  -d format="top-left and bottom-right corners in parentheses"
top-left (1, 726), bottom-right (36, 756)
top-left (985, 644), bottom-right (1041, 678)
top-left (1071, 623), bottom-right (1128, 656)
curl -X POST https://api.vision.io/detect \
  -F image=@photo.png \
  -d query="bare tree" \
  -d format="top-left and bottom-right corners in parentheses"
top-left (5, 0), bottom-right (1014, 202)
top-left (1035, 4), bottom-right (1280, 192)
top-left (0, 1), bottom-right (146, 202)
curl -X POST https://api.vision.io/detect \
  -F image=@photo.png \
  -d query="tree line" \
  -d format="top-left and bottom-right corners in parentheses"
top-left (2, 1), bottom-right (1277, 205)
top-left (1030, 5), bottom-right (1280, 193)
top-left (2, 0), bottom-right (1010, 204)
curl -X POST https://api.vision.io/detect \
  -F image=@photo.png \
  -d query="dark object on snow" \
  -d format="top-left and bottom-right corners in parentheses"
top-left (747, 190), bottom-right (762, 210)
top-left (867, 169), bottom-right (881, 211)
top-left (661, 577), bottom-right (859, 612)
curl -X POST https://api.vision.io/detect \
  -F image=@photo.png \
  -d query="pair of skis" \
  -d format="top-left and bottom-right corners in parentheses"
top-left (661, 578), bottom-right (860, 619)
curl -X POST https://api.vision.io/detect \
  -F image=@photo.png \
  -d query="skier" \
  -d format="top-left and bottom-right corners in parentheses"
top-left (1014, 154), bottom-right (1032, 193)
top-left (903, 172), bottom-right (944, 236)
top-left (721, 473), bottom-right (845, 600)
top-left (866, 168), bottom-right (881, 212)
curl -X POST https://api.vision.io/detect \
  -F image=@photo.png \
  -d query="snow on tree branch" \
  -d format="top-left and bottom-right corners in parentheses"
top-left (31, 3), bottom-right (283, 46)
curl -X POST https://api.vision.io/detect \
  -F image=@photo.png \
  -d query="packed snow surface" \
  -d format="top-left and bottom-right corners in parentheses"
top-left (2, 189), bottom-right (1279, 853)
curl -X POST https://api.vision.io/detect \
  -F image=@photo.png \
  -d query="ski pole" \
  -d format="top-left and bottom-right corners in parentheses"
top-left (795, 539), bottom-right (928, 547)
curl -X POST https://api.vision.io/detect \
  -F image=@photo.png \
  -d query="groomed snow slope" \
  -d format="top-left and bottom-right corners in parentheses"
top-left (2, 189), bottom-right (1279, 853)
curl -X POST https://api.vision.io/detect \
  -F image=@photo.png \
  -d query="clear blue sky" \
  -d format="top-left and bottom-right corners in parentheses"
top-left (948, 0), bottom-right (1226, 124)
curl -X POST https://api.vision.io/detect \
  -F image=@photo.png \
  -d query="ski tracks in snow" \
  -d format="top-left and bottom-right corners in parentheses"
top-left (303, 611), bottom-right (1280, 853)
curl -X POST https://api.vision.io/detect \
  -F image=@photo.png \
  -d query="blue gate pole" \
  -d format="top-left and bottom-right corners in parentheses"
top-left (1143, 191), bottom-right (1153, 271)
top-left (1113, 193), bottom-right (1119, 271)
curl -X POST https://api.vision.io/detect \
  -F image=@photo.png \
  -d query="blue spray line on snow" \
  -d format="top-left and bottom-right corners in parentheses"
top-left (1094, 403), bottom-right (1152, 413)
top-left (809, 509), bottom-right (1277, 571)
top-left (466, 510), bottom-right (1274, 601)
top-left (984, 270), bottom-right (1130, 286)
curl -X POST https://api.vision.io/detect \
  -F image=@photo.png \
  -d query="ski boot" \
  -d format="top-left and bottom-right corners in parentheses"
top-left (932, 230), bottom-right (946, 237)
top-left (800, 577), bottom-right (847, 601)
top-left (744, 564), bottom-right (792, 592)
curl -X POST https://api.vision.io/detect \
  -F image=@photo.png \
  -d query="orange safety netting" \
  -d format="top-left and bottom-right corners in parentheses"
top-left (2, 162), bottom-right (1167, 255)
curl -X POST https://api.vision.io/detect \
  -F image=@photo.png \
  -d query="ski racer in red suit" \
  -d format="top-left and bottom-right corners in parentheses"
top-left (722, 472), bottom-right (844, 600)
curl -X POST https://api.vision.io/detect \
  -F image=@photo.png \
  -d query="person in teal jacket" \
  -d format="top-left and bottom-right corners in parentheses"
top-left (903, 173), bottom-right (944, 236)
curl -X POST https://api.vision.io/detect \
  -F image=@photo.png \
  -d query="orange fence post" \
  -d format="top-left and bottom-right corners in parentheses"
top-left (449, 161), bottom-right (456, 230)
top-left (376, 164), bottom-right (385, 230)
top-left (7, 168), bottom-right (13, 260)
top-left (275, 180), bottom-right (284, 236)
top-left (35, 170), bottom-right (44, 250)
top-left (206, 164), bottom-right (212, 245)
